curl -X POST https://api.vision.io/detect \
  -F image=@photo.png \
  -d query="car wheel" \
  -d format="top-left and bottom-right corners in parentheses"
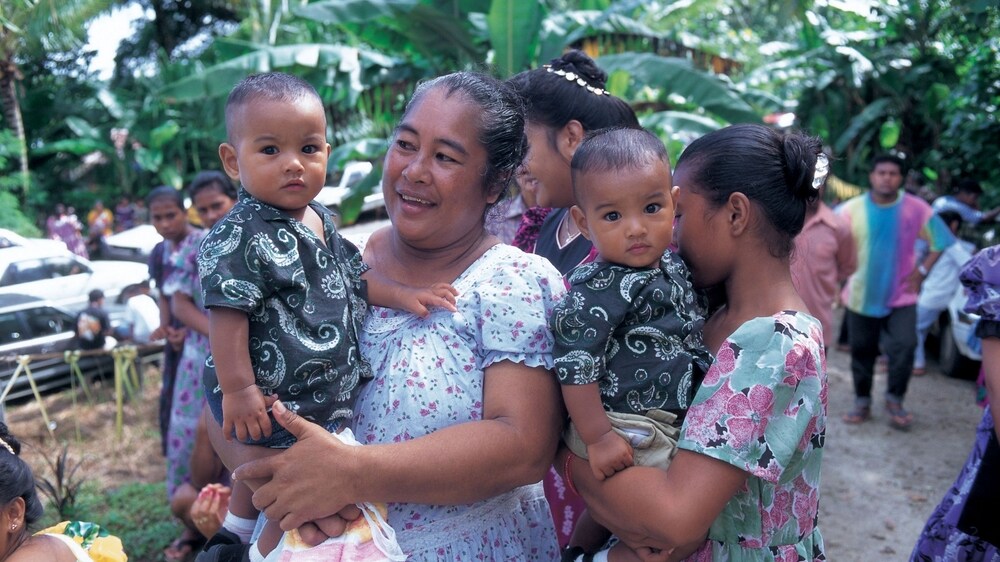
top-left (938, 322), bottom-right (980, 380)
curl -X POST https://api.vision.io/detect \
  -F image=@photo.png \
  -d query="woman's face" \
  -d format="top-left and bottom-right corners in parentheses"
top-left (192, 186), bottom-right (237, 230)
top-left (524, 122), bottom-right (574, 209)
top-left (382, 87), bottom-right (495, 248)
top-left (149, 198), bottom-right (189, 243)
top-left (673, 164), bottom-right (728, 289)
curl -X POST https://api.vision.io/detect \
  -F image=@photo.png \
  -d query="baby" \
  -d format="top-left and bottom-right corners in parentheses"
top-left (550, 127), bottom-right (713, 561)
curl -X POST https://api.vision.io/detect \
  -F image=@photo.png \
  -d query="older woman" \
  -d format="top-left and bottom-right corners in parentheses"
top-left (219, 72), bottom-right (566, 560)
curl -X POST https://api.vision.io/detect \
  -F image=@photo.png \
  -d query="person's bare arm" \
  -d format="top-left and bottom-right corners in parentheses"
top-left (563, 383), bottom-right (633, 480)
top-left (909, 250), bottom-right (943, 293)
top-left (982, 337), bottom-right (1000, 433)
top-left (566, 447), bottom-right (748, 558)
top-left (236, 360), bottom-right (562, 531)
top-left (362, 269), bottom-right (457, 317)
top-left (209, 307), bottom-right (270, 442)
top-left (151, 296), bottom-right (171, 341)
top-left (172, 292), bottom-right (209, 336)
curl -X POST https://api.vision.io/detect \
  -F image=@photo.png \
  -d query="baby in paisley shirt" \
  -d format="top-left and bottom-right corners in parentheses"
top-left (549, 128), bottom-right (712, 561)
top-left (199, 72), bottom-right (455, 560)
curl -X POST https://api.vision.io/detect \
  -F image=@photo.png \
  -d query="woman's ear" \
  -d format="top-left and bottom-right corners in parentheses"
top-left (727, 192), bottom-right (751, 236)
top-left (560, 120), bottom-right (586, 161)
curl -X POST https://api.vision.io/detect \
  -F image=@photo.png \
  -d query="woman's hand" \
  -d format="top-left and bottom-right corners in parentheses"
top-left (190, 483), bottom-right (230, 538)
top-left (233, 401), bottom-right (360, 531)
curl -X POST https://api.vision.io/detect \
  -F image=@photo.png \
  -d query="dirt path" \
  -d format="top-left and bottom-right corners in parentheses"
top-left (820, 345), bottom-right (982, 560)
top-left (2, 345), bottom-right (984, 561)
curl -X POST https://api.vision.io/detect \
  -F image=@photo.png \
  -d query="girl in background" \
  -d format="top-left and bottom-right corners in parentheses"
top-left (162, 172), bottom-right (239, 562)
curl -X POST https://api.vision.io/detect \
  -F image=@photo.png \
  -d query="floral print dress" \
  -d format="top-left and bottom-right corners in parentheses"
top-left (352, 244), bottom-right (565, 561)
top-left (677, 311), bottom-right (827, 561)
top-left (162, 228), bottom-right (209, 498)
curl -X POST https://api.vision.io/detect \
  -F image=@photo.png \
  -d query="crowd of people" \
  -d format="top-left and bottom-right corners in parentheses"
top-left (2, 50), bottom-right (997, 562)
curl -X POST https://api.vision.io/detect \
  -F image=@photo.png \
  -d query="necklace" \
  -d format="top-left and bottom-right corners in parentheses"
top-left (556, 212), bottom-right (581, 250)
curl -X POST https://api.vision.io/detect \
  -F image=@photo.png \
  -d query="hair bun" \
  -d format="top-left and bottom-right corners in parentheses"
top-left (0, 422), bottom-right (22, 455)
top-left (781, 135), bottom-right (822, 201)
top-left (550, 50), bottom-right (608, 89)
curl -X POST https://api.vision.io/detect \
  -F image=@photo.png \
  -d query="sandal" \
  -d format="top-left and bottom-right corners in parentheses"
top-left (164, 531), bottom-right (207, 562)
top-left (912, 366), bottom-right (926, 376)
top-left (842, 404), bottom-right (871, 424)
top-left (886, 401), bottom-right (913, 430)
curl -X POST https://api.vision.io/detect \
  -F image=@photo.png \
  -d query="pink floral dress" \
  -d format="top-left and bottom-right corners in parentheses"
top-left (353, 244), bottom-right (565, 561)
top-left (677, 311), bottom-right (827, 561)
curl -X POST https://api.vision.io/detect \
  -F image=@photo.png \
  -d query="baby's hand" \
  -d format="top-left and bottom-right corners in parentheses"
top-left (400, 282), bottom-right (458, 318)
top-left (586, 431), bottom-right (634, 480)
top-left (221, 386), bottom-right (272, 442)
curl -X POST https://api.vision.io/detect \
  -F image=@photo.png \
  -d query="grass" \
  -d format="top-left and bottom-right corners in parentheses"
top-left (6, 364), bottom-right (183, 561)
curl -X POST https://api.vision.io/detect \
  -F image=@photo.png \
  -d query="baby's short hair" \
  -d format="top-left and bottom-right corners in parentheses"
top-left (570, 127), bottom-right (670, 201)
top-left (225, 72), bottom-right (323, 142)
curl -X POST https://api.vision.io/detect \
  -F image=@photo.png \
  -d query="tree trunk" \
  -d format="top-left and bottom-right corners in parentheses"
top-left (0, 60), bottom-right (30, 196)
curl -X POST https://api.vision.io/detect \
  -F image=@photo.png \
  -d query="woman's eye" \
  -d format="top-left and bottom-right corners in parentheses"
top-left (395, 139), bottom-right (415, 151)
top-left (645, 203), bottom-right (662, 214)
top-left (604, 211), bottom-right (621, 221)
top-left (436, 152), bottom-right (456, 163)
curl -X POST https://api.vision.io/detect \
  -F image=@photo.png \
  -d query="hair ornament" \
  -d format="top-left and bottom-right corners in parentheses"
top-left (0, 437), bottom-right (14, 455)
top-left (812, 153), bottom-right (830, 191)
top-left (544, 65), bottom-right (609, 96)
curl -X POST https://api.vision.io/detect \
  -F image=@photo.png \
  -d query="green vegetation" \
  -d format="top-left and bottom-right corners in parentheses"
top-left (1, 0), bottom-right (995, 231)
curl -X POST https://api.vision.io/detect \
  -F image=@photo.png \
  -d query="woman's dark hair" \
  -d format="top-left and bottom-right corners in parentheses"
top-left (403, 71), bottom-right (527, 207)
top-left (146, 185), bottom-right (186, 209)
top-left (508, 50), bottom-right (639, 135)
top-left (188, 171), bottom-right (238, 202)
top-left (676, 124), bottom-right (822, 258)
top-left (0, 423), bottom-right (45, 526)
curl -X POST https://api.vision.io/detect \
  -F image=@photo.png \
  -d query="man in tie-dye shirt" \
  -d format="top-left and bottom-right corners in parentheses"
top-left (838, 153), bottom-right (955, 430)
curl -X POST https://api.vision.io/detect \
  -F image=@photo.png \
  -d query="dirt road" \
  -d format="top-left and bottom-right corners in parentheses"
top-left (820, 344), bottom-right (982, 561)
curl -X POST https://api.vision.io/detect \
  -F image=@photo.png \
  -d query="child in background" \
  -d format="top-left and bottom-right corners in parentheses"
top-left (198, 72), bottom-right (455, 560)
top-left (551, 128), bottom-right (713, 561)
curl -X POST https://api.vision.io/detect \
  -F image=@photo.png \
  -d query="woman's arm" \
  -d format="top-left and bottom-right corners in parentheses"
top-left (567, 447), bottom-right (747, 556)
top-left (236, 360), bottom-right (563, 530)
top-left (172, 292), bottom-right (209, 336)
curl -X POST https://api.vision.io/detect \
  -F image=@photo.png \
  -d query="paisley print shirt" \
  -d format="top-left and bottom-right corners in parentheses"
top-left (199, 191), bottom-right (371, 426)
top-left (550, 251), bottom-right (713, 416)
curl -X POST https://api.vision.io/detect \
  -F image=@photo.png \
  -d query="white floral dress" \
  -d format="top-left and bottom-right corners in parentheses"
top-left (353, 244), bottom-right (565, 561)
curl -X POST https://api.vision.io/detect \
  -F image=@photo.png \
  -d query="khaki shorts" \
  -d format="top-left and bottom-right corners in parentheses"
top-left (564, 409), bottom-right (680, 471)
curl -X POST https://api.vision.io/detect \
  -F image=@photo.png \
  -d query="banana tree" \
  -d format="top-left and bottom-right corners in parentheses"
top-left (0, 0), bottom-right (113, 196)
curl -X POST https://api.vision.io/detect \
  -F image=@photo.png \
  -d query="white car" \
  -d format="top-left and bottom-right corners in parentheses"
top-left (102, 224), bottom-right (163, 263)
top-left (314, 161), bottom-right (383, 224)
top-left (0, 245), bottom-right (149, 315)
top-left (934, 284), bottom-right (982, 379)
top-left (0, 228), bottom-right (71, 252)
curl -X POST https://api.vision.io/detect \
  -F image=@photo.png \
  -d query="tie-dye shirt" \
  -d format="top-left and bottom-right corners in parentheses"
top-left (838, 191), bottom-right (954, 317)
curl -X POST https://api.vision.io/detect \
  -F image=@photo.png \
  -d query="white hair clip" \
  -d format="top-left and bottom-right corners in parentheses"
top-left (544, 65), bottom-right (609, 96)
top-left (0, 437), bottom-right (14, 455)
top-left (812, 153), bottom-right (830, 190)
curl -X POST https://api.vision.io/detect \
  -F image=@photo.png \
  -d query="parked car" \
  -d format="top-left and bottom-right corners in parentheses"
top-left (101, 224), bottom-right (163, 263)
top-left (0, 228), bottom-right (70, 252)
top-left (930, 284), bottom-right (982, 379)
top-left (314, 161), bottom-right (383, 224)
top-left (0, 244), bottom-right (149, 316)
top-left (0, 294), bottom-right (115, 404)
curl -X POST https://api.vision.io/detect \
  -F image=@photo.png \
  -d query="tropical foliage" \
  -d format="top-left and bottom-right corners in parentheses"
top-left (0, 0), bottom-right (996, 232)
